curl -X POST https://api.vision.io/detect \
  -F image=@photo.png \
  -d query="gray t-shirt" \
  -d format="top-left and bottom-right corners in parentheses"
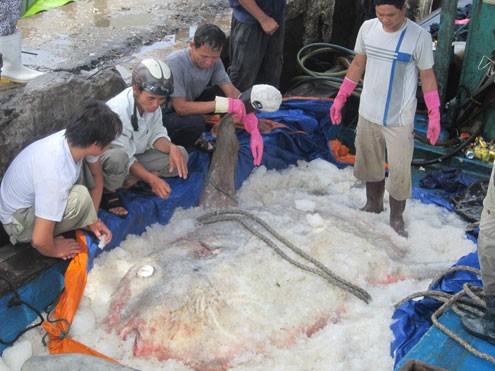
top-left (165, 48), bottom-right (231, 101)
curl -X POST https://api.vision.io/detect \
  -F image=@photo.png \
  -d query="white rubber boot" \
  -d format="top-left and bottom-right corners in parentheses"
top-left (0, 31), bottom-right (44, 83)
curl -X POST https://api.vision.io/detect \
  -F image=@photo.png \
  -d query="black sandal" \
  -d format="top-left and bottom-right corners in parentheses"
top-left (101, 191), bottom-right (128, 218)
top-left (194, 137), bottom-right (216, 153)
top-left (128, 181), bottom-right (155, 196)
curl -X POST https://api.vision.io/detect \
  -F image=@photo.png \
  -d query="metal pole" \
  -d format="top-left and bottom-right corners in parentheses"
top-left (433, 0), bottom-right (458, 110)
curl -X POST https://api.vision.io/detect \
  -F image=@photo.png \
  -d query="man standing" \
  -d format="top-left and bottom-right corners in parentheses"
top-left (162, 23), bottom-right (245, 152)
top-left (0, 100), bottom-right (121, 259)
top-left (228, 0), bottom-right (285, 92)
top-left (0, 0), bottom-right (44, 82)
top-left (462, 165), bottom-right (495, 343)
top-left (330, 0), bottom-right (440, 237)
top-left (101, 58), bottom-right (188, 211)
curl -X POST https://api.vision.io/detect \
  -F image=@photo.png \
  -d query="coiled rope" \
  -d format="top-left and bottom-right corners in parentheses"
top-left (198, 209), bottom-right (372, 304)
top-left (395, 265), bottom-right (495, 364)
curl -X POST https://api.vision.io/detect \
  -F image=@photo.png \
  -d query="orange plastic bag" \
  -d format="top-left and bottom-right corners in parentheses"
top-left (329, 139), bottom-right (356, 165)
top-left (206, 114), bottom-right (287, 135)
top-left (329, 139), bottom-right (389, 171)
top-left (41, 230), bottom-right (118, 364)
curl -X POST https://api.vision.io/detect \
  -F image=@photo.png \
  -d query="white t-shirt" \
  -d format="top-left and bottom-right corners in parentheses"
top-left (106, 87), bottom-right (170, 170)
top-left (0, 130), bottom-right (96, 224)
top-left (355, 18), bottom-right (434, 126)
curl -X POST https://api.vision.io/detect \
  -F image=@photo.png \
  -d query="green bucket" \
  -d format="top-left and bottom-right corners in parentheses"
top-left (21, 0), bottom-right (75, 17)
top-left (21, 0), bottom-right (39, 16)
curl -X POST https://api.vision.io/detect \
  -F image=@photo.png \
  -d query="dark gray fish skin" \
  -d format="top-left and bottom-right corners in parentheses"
top-left (21, 354), bottom-right (139, 371)
top-left (198, 114), bottom-right (239, 209)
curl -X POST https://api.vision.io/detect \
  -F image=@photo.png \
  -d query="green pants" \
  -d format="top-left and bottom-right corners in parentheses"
top-left (479, 164), bottom-right (495, 296)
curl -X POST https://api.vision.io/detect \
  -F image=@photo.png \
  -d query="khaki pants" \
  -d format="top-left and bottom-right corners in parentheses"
top-left (353, 116), bottom-right (414, 201)
top-left (479, 164), bottom-right (495, 296)
top-left (100, 147), bottom-right (188, 191)
top-left (3, 185), bottom-right (97, 245)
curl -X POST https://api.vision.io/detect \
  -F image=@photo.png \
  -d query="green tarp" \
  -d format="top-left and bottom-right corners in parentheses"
top-left (22, 0), bottom-right (75, 18)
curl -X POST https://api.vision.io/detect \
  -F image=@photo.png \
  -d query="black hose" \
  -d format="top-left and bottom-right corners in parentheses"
top-left (291, 43), bottom-right (359, 97)
top-left (413, 72), bottom-right (495, 166)
top-left (296, 43), bottom-right (355, 78)
top-left (412, 108), bottom-right (485, 166)
top-left (286, 75), bottom-right (363, 96)
top-left (0, 274), bottom-right (45, 346)
top-left (411, 127), bottom-right (480, 166)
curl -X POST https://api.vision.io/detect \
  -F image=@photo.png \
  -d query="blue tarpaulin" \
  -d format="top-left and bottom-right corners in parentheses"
top-left (0, 97), bottom-right (344, 354)
top-left (0, 98), bottom-right (488, 366)
top-left (391, 250), bottom-right (482, 367)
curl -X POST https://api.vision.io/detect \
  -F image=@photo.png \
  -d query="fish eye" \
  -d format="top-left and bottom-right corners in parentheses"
top-left (136, 264), bottom-right (155, 278)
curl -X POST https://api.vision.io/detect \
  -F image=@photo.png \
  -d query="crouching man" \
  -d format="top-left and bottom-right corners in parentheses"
top-left (0, 100), bottom-right (122, 260)
top-left (100, 58), bottom-right (188, 214)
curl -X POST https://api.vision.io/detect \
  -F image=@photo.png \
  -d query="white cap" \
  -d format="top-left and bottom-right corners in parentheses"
top-left (249, 84), bottom-right (282, 112)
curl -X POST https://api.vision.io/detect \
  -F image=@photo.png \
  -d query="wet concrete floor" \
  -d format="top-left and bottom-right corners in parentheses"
top-left (0, 0), bottom-right (231, 259)
top-left (16, 0), bottom-right (232, 82)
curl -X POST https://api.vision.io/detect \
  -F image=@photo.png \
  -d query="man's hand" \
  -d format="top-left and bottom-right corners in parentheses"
top-left (227, 98), bottom-right (247, 121)
top-left (330, 95), bottom-right (347, 125)
top-left (427, 108), bottom-right (441, 145)
top-left (329, 77), bottom-right (358, 125)
top-left (243, 113), bottom-right (264, 166)
top-left (214, 97), bottom-right (246, 121)
top-left (87, 219), bottom-right (112, 246)
top-left (259, 16), bottom-right (279, 35)
top-left (424, 90), bottom-right (441, 146)
top-left (148, 174), bottom-right (173, 199)
top-left (168, 143), bottom-right (188, 179)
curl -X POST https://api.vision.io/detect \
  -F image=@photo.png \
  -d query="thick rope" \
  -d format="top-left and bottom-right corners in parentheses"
top-left (395, 266), bottom-right (495, 364)
top-left (197, 209), bottom-right (372, 304)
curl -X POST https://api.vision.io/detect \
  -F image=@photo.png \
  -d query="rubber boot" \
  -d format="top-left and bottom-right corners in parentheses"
top-left (462, 295), bottom-right (495, 343)
top-left (389, 196), bottom-right (407, 237)
top-left (0, 31), bottom-right (44, 83)
top-left (360, 180), bottom-right (385, 213)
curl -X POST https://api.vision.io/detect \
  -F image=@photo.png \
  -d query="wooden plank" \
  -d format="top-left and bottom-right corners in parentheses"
top-left (0, 244), bottom-right (65, 297)
top-left (395, 309), bottom-right (495, 370)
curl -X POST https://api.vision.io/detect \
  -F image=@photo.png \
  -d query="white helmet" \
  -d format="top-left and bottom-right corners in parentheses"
top-left (132, 58), bottom-right (173, 96)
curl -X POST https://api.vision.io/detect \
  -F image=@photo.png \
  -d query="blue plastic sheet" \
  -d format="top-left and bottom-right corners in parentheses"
top-left (0, 98), bottom-right (343, 355)
top-left (392, 168), bottom-right (483, 366)
top-left (1, 98), bottom-right (484, 361)
top-left (390, 250), bottom-right (482, 366)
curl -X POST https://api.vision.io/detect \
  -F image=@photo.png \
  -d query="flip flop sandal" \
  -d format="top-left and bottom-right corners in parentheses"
top-left (194, 137), bottom-right (216, 153)
top-left (128, 181), bottom-right (155, 196)
top-left (101, 191), bottom-right (128, 218)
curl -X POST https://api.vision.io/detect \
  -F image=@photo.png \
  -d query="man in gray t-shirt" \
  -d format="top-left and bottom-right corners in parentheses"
top-left (162, 24), bottom-right (243, 152)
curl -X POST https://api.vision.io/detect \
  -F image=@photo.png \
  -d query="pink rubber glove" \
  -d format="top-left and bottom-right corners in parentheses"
top-left (243, 113), bottom-right (263, 166)
top-left (330, 77), bottom-right (358, 125)
top-left (424, 90), bottom-right (441, 146)
top-left (227, 98), bottom-right (247, 122)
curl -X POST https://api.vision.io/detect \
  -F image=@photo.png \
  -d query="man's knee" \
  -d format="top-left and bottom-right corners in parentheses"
top-left (166, 115), bottom-right (206, 147)
top-left (101, 148), bottom-right (129, 190)
top-left (101, 148), bottom-right (129, 174)
top-left (67, 185), bottom-right (93, 211)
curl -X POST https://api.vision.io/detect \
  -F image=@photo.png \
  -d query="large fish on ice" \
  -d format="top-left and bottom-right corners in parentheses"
top-left (103, 115), bottom-right (371, 369)
top-left (103, 211), bottom-right (370, 370)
